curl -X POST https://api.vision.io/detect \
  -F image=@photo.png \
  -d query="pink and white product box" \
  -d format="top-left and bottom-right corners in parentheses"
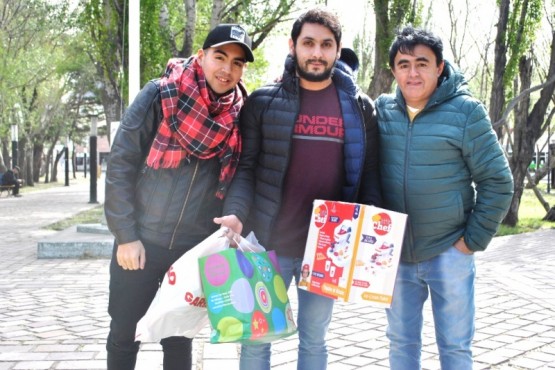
top-left (299, 200), bottom-right (407, 308)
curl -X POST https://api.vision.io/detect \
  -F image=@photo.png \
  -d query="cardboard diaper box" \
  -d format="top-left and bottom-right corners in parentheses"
top-left (299, 200), bottom-right (407, 308)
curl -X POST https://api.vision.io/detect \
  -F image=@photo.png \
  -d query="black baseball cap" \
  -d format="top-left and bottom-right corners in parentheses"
top-left (202, 24), bottom-right (254, 62)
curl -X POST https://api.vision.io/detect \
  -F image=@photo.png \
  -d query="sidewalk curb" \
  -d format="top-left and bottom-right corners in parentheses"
top-left (37, 225), bottom-right (113, 259)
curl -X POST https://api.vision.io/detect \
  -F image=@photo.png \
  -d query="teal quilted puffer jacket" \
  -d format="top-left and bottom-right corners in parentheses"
top-left (376, 60), bottom-right (514, 263)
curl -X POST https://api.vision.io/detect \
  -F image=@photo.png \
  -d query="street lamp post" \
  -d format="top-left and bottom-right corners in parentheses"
top-left (548, 123), bottom-right (551, 194)
top-left (10, 124), bottom-right (18, 169)
top-left (83, 90), bottom-right (102, 204)
top-left (549, 141), bottom-right (555, 192)
top-left (89, 114), bottom-right (98, 204)
top-left (64, 146), bottom-right (70, 186)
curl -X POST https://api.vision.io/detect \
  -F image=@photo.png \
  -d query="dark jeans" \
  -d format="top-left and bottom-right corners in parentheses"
top-left (106, 241), bottom-right (193, 370)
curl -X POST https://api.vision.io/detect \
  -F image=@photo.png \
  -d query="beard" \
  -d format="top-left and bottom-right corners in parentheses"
top-left (294, 55), bottom-right (336, 82)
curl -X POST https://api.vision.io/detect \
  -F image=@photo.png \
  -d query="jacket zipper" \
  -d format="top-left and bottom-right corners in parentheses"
top-left (404, 114), bottom-right (416, 261)
top-left (353, 96), bottom-right (367, 201)
top-left (168, 160), bottom-right (200, 249)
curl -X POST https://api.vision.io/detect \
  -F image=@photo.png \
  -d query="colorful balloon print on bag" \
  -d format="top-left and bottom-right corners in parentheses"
top-left (199, 249), bottom-right (297, 344)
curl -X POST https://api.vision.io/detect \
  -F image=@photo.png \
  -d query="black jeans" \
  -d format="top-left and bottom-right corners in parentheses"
top-left (106, 241), bottom-right (193, 370)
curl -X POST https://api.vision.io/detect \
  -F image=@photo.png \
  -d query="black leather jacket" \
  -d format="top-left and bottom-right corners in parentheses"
top-left (105, 80), bottom-right (224, 250)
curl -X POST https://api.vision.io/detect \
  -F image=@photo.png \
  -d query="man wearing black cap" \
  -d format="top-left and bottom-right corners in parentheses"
top-left (104, 23), bottom-right (253, 370)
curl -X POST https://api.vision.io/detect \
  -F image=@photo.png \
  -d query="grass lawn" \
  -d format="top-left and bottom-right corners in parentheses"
top-left (47, 205), bottom-right (105, 231)
top-left (20, 172), bottom-right (90, 194)
top-left (497, 183), bottom-right (555, 236)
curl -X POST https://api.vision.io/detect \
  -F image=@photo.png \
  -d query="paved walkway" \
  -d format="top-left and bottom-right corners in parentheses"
top-left (0, 177), bottom-right (554, 370)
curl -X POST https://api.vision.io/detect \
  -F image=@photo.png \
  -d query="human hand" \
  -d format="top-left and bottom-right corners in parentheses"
top-left (213, 215), bottom-right (243, 235)
top-left (454, 237), bottom-right (473, 255)
top-left (116, 240), bottom-right (146, 270)
top-left (214, 215), bottom-right (244, 248)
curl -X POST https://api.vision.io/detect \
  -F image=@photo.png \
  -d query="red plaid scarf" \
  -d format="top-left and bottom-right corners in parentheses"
top-left (146, 57), bottom-right (246, 199)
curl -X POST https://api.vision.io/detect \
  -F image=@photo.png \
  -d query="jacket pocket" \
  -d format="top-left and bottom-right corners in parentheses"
top-left (407, 191), bottom-right (464, 238)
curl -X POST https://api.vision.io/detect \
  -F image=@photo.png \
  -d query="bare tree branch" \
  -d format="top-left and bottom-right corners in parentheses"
top-left (525, 170), bottom-right (551, 211)
top-left (493, 75), bottom-right (555, 129)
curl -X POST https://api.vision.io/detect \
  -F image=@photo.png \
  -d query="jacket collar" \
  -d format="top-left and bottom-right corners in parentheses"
top-left (281, 54), bottom-right (359, 96)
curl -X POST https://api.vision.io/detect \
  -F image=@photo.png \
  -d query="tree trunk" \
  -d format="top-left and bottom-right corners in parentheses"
top-left (367, 0), bottom-right (395, 98)
top-left (1, 140), bottom-right (9, 167)
top-left (51, 149), bottom-right (64, 183)
top-left (24, 148), bottom-right (34, 187)
top-left (33, 142), bottom-right (43, 183)
top-left (181, 0), bottom-right (196, 58)
top-left (102, 74), bottom-right (123, 140)
top-left (504, 168), bottom-right (525, 227)
top-left (489, 0), bottom-right (509, 138)
top-left (528, 152), bottom-right (555, 186)
top-left (368, 67), bottom-right (395, 99)
top-left (503, 56), bottom-right (533, 227)
top-left (71, 147), bottom-right (76, 179)
top-left (210, 0), bottom-right (225, 29)
top-left (44, 153), bottom-right (50, 183)
top-left (502, 31), bottom-right (555, 226)
top-left (543, 206), bottom-right (555, 221)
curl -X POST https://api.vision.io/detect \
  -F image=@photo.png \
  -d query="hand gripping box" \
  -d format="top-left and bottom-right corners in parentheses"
top-left (299, 200), bottom-right (407, 308)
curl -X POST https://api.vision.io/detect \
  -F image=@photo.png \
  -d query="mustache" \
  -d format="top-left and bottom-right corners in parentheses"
top-left (305, 59), bottom-right (328, 66)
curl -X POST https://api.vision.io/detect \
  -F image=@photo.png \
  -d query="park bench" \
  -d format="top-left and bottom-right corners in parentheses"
top-left (0, 171), bottom-right (22, 197)
top-left (0, 184), bottom-right (15, 197)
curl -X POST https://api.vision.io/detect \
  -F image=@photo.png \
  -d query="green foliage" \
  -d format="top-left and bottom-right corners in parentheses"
top-left (138, 0), bottom-right (289, 85)
top-left (135, 0), bottom-right (300, 87)
top-left (502, 0), bottom-right (543, 96)
top-left (140, 0), bottom-right (173, 82)
top-left (392, 0), bottom-right (423, 57)
top-left (243, 47), bottom-right (270, 91)
top-left (366, 0), bottom-right (424, 97)
top-left (375, 0), bottom-right (423, 68)
top-left (195, 0), bottom-right (214, 45)
top-left (230, 0), bottom-right (296, 37)
top-left (353, 32), bottom-right (372, 88)
top-left (78, 0), bottom-right (125, 100)
top-left (0, 0), bottom-right (77, 165)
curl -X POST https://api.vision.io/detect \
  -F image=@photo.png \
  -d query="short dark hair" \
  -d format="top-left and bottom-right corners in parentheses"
top-left (388, 25), bottom-right (443, 68)
top-left (291, 8), bottom-right (342, 48)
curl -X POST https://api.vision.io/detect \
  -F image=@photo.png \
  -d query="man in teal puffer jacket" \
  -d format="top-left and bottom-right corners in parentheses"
top-left (375, 26), bottom-right (513, 369)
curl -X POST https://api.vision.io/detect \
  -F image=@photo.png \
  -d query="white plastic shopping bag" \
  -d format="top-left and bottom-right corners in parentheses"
top-left (235, 231), bottom-right (266, 253)
top-left (135, 228), bottom-right (231, 342)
